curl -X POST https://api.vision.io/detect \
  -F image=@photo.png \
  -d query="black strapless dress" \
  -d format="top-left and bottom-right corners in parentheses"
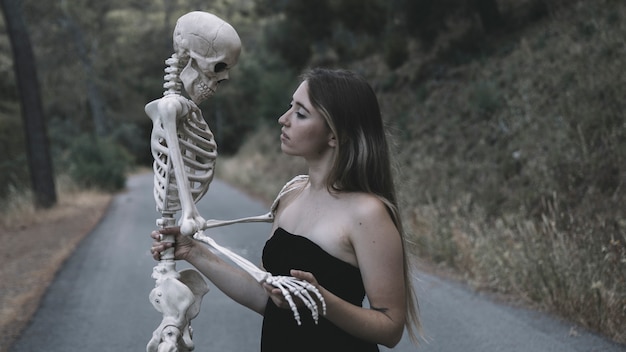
top-left (260, 227), bottom-right (379, 352)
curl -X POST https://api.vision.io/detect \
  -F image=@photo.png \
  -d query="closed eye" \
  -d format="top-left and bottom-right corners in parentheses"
top-left (289, 102), bottom-right (306, 118)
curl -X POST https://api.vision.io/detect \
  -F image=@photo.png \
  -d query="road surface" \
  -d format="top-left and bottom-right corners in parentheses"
top-left (11, 173), bottom-right (625, 351)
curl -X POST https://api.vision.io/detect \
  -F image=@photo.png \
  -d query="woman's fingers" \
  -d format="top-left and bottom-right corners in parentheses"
top-left (150, 230), bottom-right (161, 240)
top-left (290, 269), bottom-right (319, 286)
top-left (150, 227), bottom-right (181, 241)
top-left (263, 283), bottom-right (290, 309)
top-left (159, 226), bottom-right (181, 236)
top-left (150, 229), bottom-right (177, 261)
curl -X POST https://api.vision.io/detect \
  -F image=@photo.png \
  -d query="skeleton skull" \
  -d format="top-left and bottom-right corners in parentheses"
top-left (173, 11), bottom-right (241, 103)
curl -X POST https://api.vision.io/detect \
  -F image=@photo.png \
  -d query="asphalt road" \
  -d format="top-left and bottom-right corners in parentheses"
top-left (11, 173), bottom-right (626, 352)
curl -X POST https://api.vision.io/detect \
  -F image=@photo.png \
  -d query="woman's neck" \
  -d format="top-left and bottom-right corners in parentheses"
top-left (306, 159), bottom-right (331, 192)
top-left (303, 145), bottom-right (335, 192)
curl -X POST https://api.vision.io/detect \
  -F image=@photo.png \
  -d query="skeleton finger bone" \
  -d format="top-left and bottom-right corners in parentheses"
top-left (285, 280), bottom-right (320, 321)
top-left (268, 277), bottom-right (302, 325)
top-left (266, 276), bottom-right (327, 325)
top-left (268, 276), bottom-right (315, 323)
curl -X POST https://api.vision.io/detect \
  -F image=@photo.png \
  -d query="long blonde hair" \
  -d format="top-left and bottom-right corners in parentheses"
top-left (302, 68), bottom-right (421, 344)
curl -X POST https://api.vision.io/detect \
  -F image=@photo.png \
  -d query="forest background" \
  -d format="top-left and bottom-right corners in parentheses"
top-left (0, 0), bottom-right (624, 346)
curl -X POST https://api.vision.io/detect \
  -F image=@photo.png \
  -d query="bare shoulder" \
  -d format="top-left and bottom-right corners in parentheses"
top-left (342, 193), bottom-right (399, 242)
top-left (342, 192), bottom-right (403, 277)
top-left (346, 193), bottom-right (392, 224)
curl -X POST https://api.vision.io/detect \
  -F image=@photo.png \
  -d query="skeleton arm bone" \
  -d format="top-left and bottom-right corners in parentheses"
top-left (192, 230), bottom-right (325, 325)
top-left (202, 212), bottom-right (274, 229)
top-left (146, 96), bottom-right (208, 236)
top-left (171, 231), bottom-right (270, 315)
top-left (199, 174), bottom-right (309, 230)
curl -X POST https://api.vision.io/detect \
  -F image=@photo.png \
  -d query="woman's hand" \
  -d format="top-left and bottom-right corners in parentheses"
top-left (150, 226), bottom-right (196, 261)
top-left (263, 269), bottom-right (323, 310)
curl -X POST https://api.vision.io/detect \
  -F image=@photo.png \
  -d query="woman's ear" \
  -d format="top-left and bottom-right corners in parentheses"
top-left (328, 133), bottom-right (337, 148)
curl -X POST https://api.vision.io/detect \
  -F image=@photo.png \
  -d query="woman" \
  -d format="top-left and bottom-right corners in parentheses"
top-left (151, 68), bottom-right (420, 351)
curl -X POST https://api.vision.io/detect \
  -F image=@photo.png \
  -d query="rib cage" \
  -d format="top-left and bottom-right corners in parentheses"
top-left (152, 110), bottom-right (217, 213)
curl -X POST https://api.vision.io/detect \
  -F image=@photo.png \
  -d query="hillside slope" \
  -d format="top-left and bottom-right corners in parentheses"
top-left (218, 1), bottom-right (625, 344)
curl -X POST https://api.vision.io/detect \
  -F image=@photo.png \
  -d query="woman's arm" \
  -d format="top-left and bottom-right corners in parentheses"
top-left (298, 196), bottom-right (406, 347)
top-left (151, 227), bottom-right (269, 315)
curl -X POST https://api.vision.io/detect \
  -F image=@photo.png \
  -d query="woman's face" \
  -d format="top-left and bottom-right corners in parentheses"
top-left (278, 81), bottom-right (335, 159)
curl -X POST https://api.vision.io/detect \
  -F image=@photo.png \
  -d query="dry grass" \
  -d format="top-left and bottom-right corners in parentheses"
top-left (391, 1), bottom-right (626, 343)
top-left (1, 176), bottom-right (104, 230)
top-left (0, 175), bottom-right (112, 352)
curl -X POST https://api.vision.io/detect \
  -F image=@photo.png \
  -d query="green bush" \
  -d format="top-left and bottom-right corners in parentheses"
top-left (66, 134), bottom-right (132, 191)
top-left (383, 33), bottom-right (409, 70)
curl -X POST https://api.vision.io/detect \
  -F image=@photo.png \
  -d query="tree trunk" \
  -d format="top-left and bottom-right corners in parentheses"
top-left (0, 0), bottom-right (57, 208)
top-left (59, 0), bottom-right (108, 137)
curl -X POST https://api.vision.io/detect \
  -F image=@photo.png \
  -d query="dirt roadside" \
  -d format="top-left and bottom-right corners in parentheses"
top-left (0, 193), bottom-right (113, 352)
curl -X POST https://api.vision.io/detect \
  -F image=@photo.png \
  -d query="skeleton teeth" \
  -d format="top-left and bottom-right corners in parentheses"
top-left (196, 82), bottom-right (213, 100)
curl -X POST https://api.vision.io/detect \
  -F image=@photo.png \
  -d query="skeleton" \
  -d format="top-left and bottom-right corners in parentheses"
top-left (145, 12), bottom-right (325, 352)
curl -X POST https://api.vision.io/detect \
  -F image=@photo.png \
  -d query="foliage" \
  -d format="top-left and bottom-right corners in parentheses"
top-left (254, 0), bottom-right (525, 70)
top-left (64, 134), bottom-right (132, 192)
top-left (0, 0), bottom-right (547, 185)
top-left (383, 32), bottom-right (409, 70)
top-left (254, 0), bottom-right (388, 69)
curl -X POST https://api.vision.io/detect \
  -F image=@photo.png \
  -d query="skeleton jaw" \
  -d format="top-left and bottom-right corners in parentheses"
top-left (189, 81), bottom-right (215, 104)
top-left (180, 65), bottom-right (217, 104)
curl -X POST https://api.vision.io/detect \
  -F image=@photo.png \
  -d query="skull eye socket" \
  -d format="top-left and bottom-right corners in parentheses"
top-left (214, 62), bottom-right (228, 73)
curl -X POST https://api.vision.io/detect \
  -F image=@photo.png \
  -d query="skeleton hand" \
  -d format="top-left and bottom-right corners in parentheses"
top-left (191, 230), bottom-right (327, 325)
top-left (264, 270), bottom-right (327, 325)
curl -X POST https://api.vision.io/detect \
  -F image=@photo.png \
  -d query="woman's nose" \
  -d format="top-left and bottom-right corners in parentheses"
top-left (278, 110), bottom-right (289, 125)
